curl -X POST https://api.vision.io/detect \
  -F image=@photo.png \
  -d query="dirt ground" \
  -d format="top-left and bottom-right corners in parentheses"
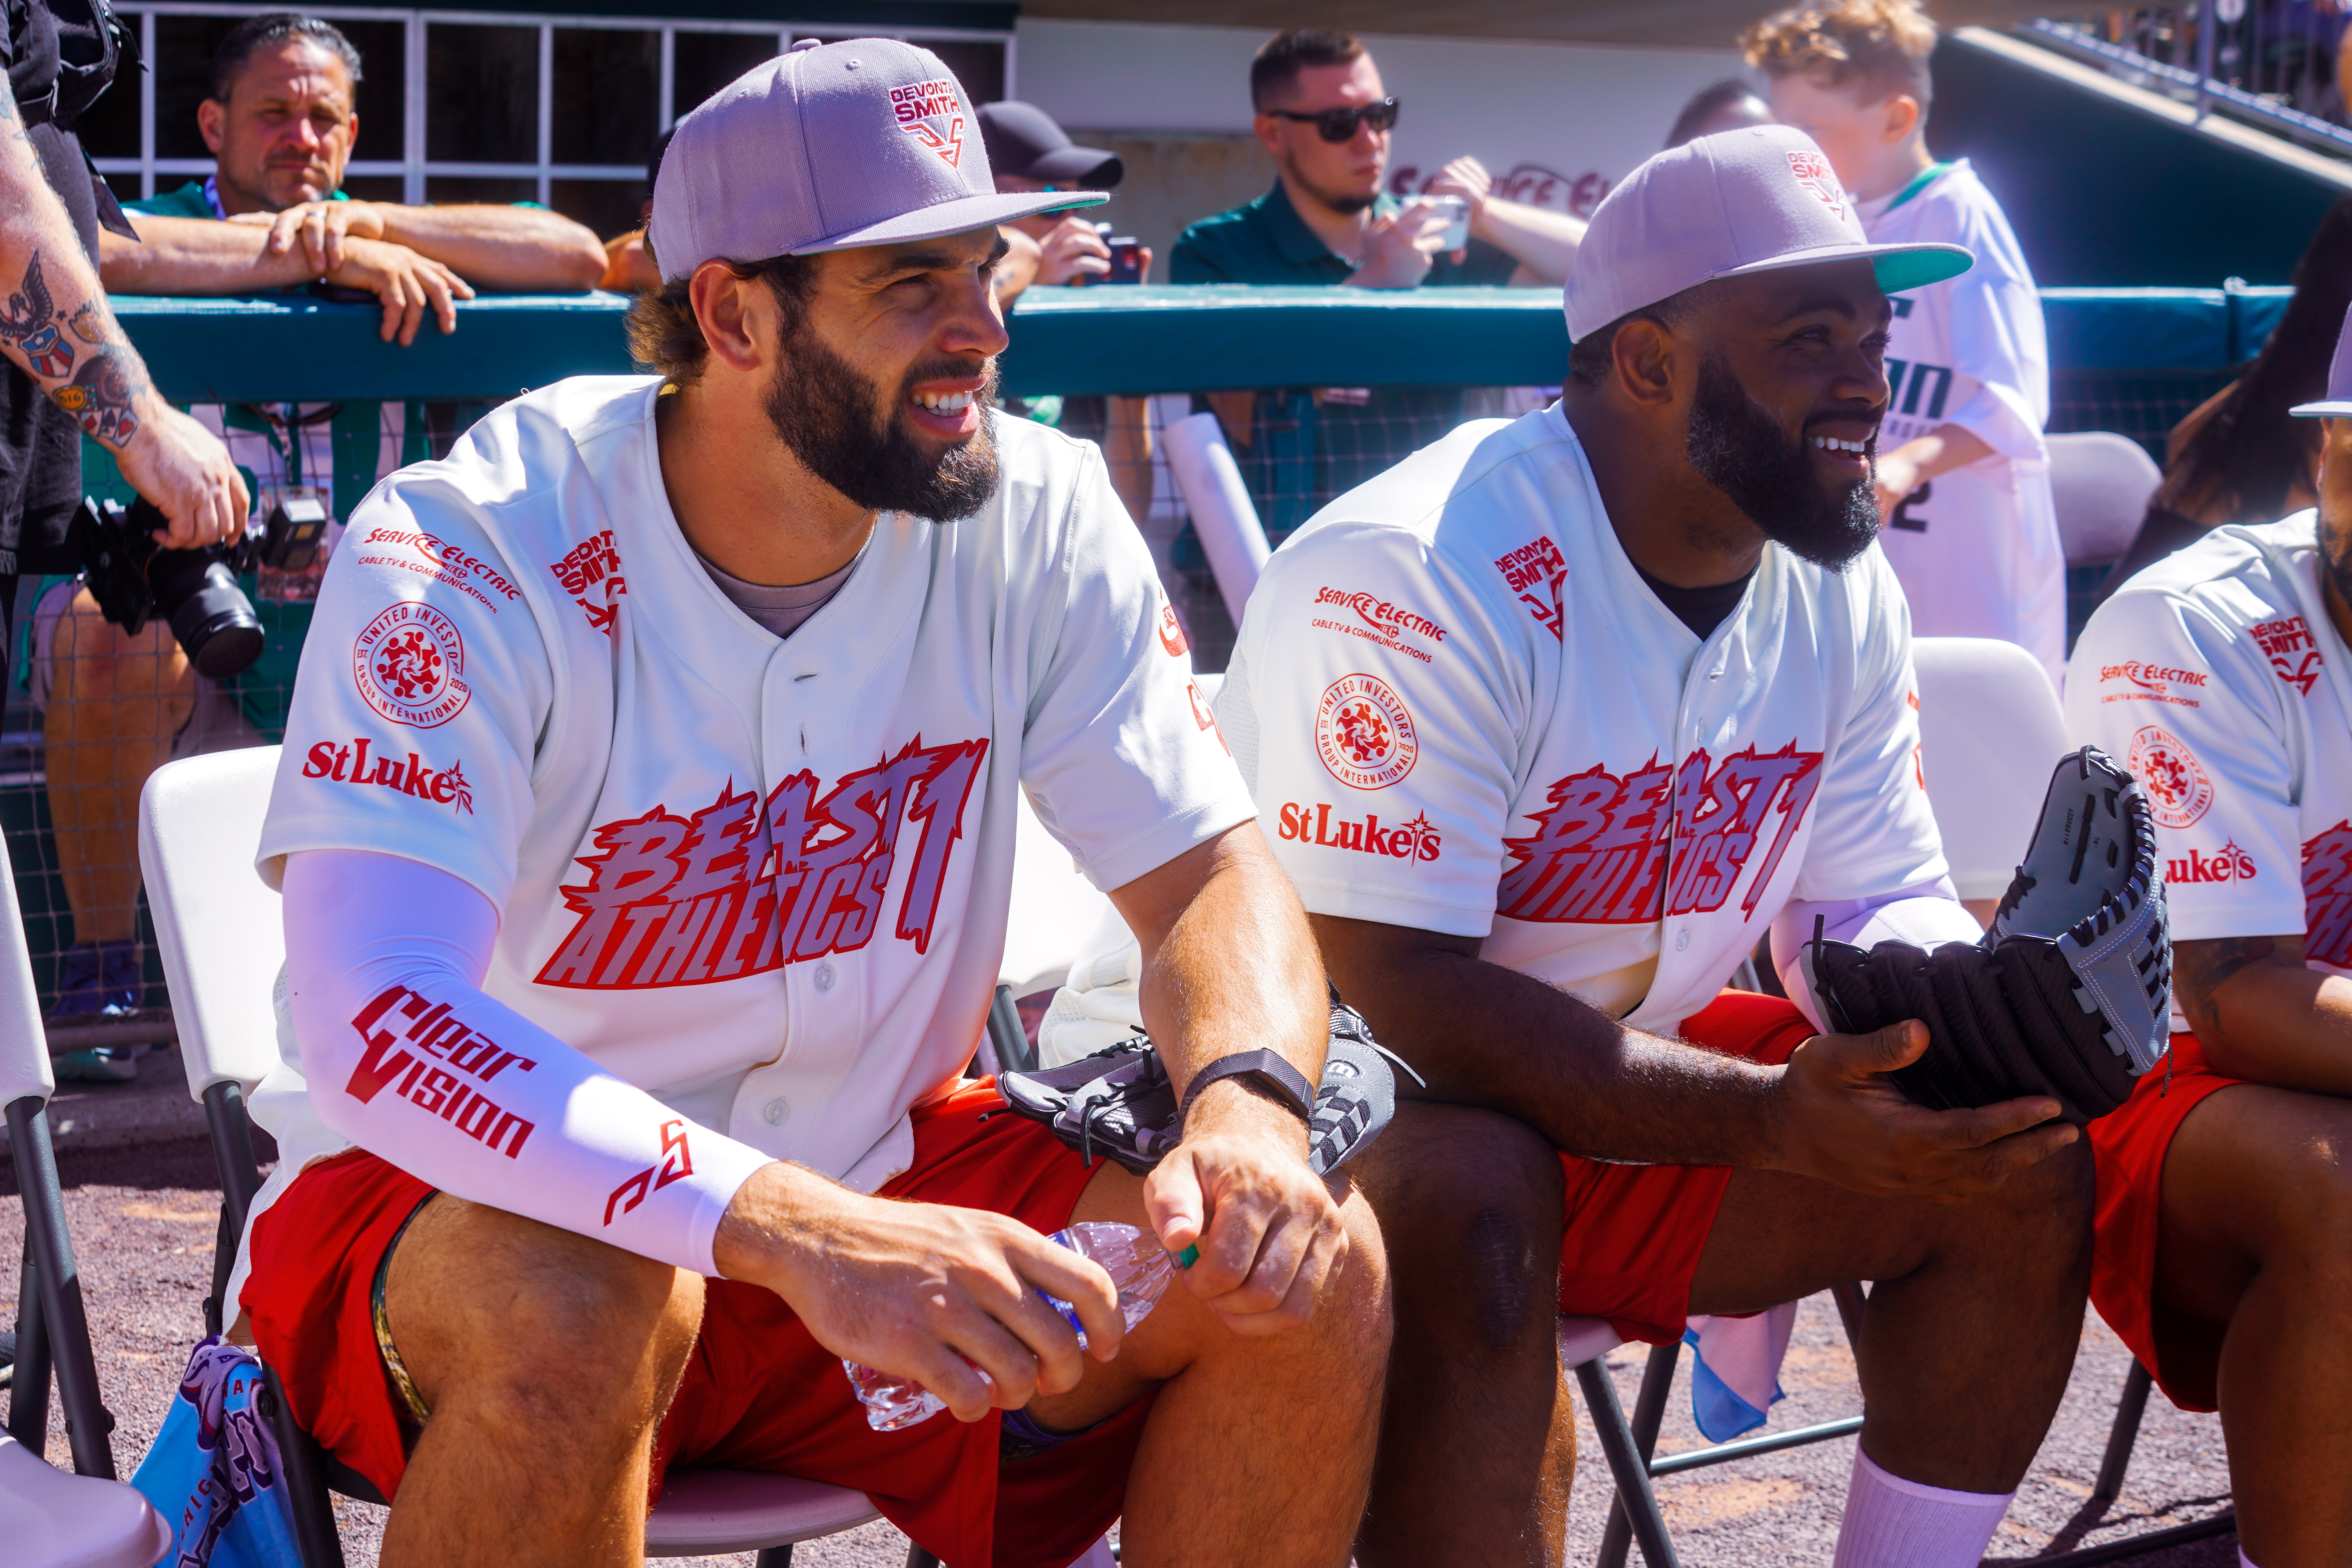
top-left (3, 1050), bottom-right (2233, 1566)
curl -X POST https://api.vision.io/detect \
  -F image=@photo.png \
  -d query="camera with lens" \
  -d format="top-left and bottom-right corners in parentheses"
top-left (69, 493), bottom-right (328, 680)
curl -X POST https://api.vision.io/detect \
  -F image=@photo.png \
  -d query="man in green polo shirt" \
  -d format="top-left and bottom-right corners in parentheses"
top-left (99, 13), bottom-right (604, 344)
top-left (39, 14), bottom-right (602, 1068)
top-left (1170, 29), bottom-right (1586, 543)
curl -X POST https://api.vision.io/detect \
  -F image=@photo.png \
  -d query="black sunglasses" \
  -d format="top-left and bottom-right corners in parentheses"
top-left (1267, 97), bottom-right (1399, 142)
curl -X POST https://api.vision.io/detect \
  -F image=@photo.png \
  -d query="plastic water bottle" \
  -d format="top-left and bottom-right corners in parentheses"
top-left (844, 1221), bottom-right (1180, 1431)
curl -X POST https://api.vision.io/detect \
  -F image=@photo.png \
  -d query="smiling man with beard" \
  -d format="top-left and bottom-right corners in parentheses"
top-left (1222, 127), bottom-right (2096, 1564)
top-left (232, 41), bottom-right (1390, 1568)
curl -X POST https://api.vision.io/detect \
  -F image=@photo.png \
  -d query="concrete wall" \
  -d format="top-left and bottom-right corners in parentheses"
top-left (1014, 18), bottom-right (1742, 274)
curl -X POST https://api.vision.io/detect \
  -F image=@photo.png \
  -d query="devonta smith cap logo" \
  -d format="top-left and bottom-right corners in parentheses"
top-left (1317, 674), bottom-right (1418, 790)
top-left (1786, 149), bottom-right (1846, 220)
top-left (354, 602), bottom-right (470, 728)
top-left (891, 78), bottom-right (965, 167)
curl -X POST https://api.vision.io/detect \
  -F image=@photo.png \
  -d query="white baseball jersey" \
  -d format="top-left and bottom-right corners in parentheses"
top-left (247, 377), bottom-right (1251, 1274)
top-left (1859, 160), bottom-right (2065, 687)
top-left (1219, 406), bottom-right (1951, 1034)
top-left (2067, 513), bottom-right (2352, 1010)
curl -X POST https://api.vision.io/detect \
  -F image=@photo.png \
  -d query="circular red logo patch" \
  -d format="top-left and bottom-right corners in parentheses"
top-left (1316, 674), bottom-right (1417, 790)
top-left (2129, 724), bottom-right (2212, 829)
top-left (353, 602), bottom-right (470, 729)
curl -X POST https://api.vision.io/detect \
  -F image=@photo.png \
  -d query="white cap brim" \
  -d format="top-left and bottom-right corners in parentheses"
top-left (1712, 238), bottom-right (1975, 296)
top-left (792, 189), bottom-right (1106, 255)
top-left (2291, 399), bottom-right (2352, 417)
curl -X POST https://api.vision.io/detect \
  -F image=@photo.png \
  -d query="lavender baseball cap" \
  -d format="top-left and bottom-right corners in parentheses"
top-left (2290, 304), bottom-right (2352, 416)
top-left (1563, 125), bottom-right (1973, 341)
top-left (650, 38), bottom-right (1103, 283)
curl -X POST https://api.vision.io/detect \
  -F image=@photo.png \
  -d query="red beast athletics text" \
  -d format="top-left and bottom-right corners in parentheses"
top-left (536, 736), bottom-right (989, 990)
top-left (345, 984), bottom-right (537, 1156)
top-left (1498, 743), bottom-right (1822, 925)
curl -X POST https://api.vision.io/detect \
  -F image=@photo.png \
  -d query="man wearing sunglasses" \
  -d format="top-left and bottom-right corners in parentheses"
top-left (1171, 28), bottom-right (1584, 292)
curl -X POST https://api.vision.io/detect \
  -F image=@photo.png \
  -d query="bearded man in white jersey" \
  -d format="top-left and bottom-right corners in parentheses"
top-left (1222, 127), bottom-right (2095, 1565)
top-left (229, 43), bottom-right (1390, 1568)
top-left (2065, 309), bottom-right (2352, 1568)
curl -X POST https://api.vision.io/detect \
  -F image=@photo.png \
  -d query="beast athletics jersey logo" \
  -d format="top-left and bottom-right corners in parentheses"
top-left (2304, 822), bottom-right (2352, 969)
top-left (537, 736), bottom-right (987, 991)
top-left (891, 78), bottom-right (965, 167)
top-left (353, 602), bottom-right (470, 728)
top-left (1317, 674), bottom-right (1417, 790)
top-left (1499, 743), bottom-right (1822, 925)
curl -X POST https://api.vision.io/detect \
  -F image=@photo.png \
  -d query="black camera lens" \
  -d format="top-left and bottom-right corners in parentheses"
top-left (158, 557), bottom-right (264, 679)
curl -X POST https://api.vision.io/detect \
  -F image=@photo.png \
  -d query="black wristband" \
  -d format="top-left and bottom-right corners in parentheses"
top-left (1177, 1049), bottom-right (1317, 1127)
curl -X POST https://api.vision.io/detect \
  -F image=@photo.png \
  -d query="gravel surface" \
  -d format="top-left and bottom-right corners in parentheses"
top-left (3, 1057), bottom-right (2234, 1564)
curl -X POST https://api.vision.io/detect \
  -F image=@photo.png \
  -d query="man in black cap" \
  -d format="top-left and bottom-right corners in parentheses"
top-left (979, 99), bottom-right (1156, 526)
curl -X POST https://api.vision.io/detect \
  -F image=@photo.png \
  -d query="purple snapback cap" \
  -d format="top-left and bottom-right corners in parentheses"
top-left (1563, 125), bottom-right (1973, 342)
top-left (651, 38), bottom-right (1103, 283)
top-left (2290, 303), bottom-right (2352, 416)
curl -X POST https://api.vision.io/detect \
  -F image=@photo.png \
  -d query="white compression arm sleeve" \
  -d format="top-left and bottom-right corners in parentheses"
top-left (1770, 877), bottom-right (1985, 1033)
top-left (281, 848), bottom-right (774, 1277)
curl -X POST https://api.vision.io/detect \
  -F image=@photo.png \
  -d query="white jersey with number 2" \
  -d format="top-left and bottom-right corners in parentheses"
top-left (1218, 406), bottom-right (1953, 1034)
top-left (1860, 160), bottom-right (2065, 688)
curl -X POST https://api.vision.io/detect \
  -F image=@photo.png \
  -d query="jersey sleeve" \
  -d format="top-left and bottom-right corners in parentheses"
top-left (1017, 442), bottom-right (1256, 893)
top-left (1789, 552), bottom-right (1951, 902)
top-left (2066, 587), bottom-right (2307, 940)
top-left (1926, 203), bottom-right (2051, 465)
top-left (1223, 519), bottom-right (1534, 938)
top-left (255, 462), bottom-right (559, 909)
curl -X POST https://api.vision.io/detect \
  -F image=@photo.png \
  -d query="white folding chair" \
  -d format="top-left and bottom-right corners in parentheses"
top-left (138, 746), bottom-right (882, 1567)
top-left (1911, 636), bottom-right (2069, 902)
top-left (0, 818), bottom-right (174, 1566)
top-left (2047, 431), bottom-right (2164, 570)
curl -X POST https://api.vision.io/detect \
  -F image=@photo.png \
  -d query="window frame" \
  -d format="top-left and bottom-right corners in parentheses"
top-left (94, 4), bottom-right (1017, 210)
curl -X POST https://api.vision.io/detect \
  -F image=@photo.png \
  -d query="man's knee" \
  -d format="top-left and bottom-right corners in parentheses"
top-left (1931, 1135), bottom-right (2095, 1275)
top-left (52, 590), bottom-right (188, 702)
top-left (1362, 1105), bottom-right (1561, 1355)
top-left (387, 1197), bottom-right (704, 1420)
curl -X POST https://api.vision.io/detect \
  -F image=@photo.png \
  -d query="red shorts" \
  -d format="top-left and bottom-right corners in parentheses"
top-left (2086, 1031), bottom-right (2244, 1412)
top-left (241, 1081), bottom-right (1147, 1568)
top-left (1555, 990), bottom-right (1816, 1344)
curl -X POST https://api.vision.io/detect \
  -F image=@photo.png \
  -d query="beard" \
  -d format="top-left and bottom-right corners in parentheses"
top-left (764, 323), bottom-right (1001, 522)
top-left (1685, 351), bottom-right (1880, 572)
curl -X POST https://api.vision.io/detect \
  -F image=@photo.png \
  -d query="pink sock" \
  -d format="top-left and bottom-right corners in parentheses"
top-left (1833, 1449), bottom-right (2015, 1568)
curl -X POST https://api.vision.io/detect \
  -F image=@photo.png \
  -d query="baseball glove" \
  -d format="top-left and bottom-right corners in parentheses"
top-left (995, 994), bottom-right (1418, 1177)
top-left (1806, 745), bottom-right (2172, 1125)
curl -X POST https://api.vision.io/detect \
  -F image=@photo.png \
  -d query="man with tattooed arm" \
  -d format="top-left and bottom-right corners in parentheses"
top-left (0, 0), bottom-right (247, 669)
top-left (2065, 307), bottom-right (2352, 1568)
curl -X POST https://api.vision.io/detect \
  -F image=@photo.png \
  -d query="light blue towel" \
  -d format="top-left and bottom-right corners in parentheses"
top-left (1682, 1301), bottom-right (1798, 1443)
top-left (131, 1336), bottom-right (301, 1568)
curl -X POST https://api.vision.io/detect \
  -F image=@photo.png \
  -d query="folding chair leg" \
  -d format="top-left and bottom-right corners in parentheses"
top-left (1597, 1340), bottom-right (1682, 1568)
top-left (7, 1247), bottom-right (50, 1452)
top-left (1573, 1356), bottom-right (1681, 1568)
top-left (907, 1547), bottom-right (940, 1567)
top-left (2093, 1360), bottom-right (2154, 1503)
top-left (6, 1094), bottom-right (116, 1477)
top-left (258, 1363), bottom-right (347, 1568)
top-left (754, 1548), bottom-right (794, 1567)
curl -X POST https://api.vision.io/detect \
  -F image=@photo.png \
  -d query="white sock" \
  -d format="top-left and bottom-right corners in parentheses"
top-left (2241, 1551), bottom-right (2261, 1568)
top-left (1832, 1449), bottom-right (2016, 1568)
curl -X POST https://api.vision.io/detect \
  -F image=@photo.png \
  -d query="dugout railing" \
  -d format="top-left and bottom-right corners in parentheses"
top-left (12, 279), bottom-right (2285, 1047)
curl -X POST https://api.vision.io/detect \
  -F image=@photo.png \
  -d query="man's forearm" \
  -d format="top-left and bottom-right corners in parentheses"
top-left (1314, 916), bottom-right (1784, 1165)
top-left (0, 84), bottom-right (162, 451)
top-left (2185, 936), bottom-right (2352, 1094)
top-left (374, 204), bottom-right (606, 291)
top-left (100, 214), bottom-right (318, 295)
top-left (1115, 828), bottom-right (1326, 1132)
top-left (1474, 199), bottom-right (1584, 287)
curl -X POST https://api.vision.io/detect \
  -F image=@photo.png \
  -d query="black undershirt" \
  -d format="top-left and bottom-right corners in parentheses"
top-left (1633, 563), bottom-right (1755, 642)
